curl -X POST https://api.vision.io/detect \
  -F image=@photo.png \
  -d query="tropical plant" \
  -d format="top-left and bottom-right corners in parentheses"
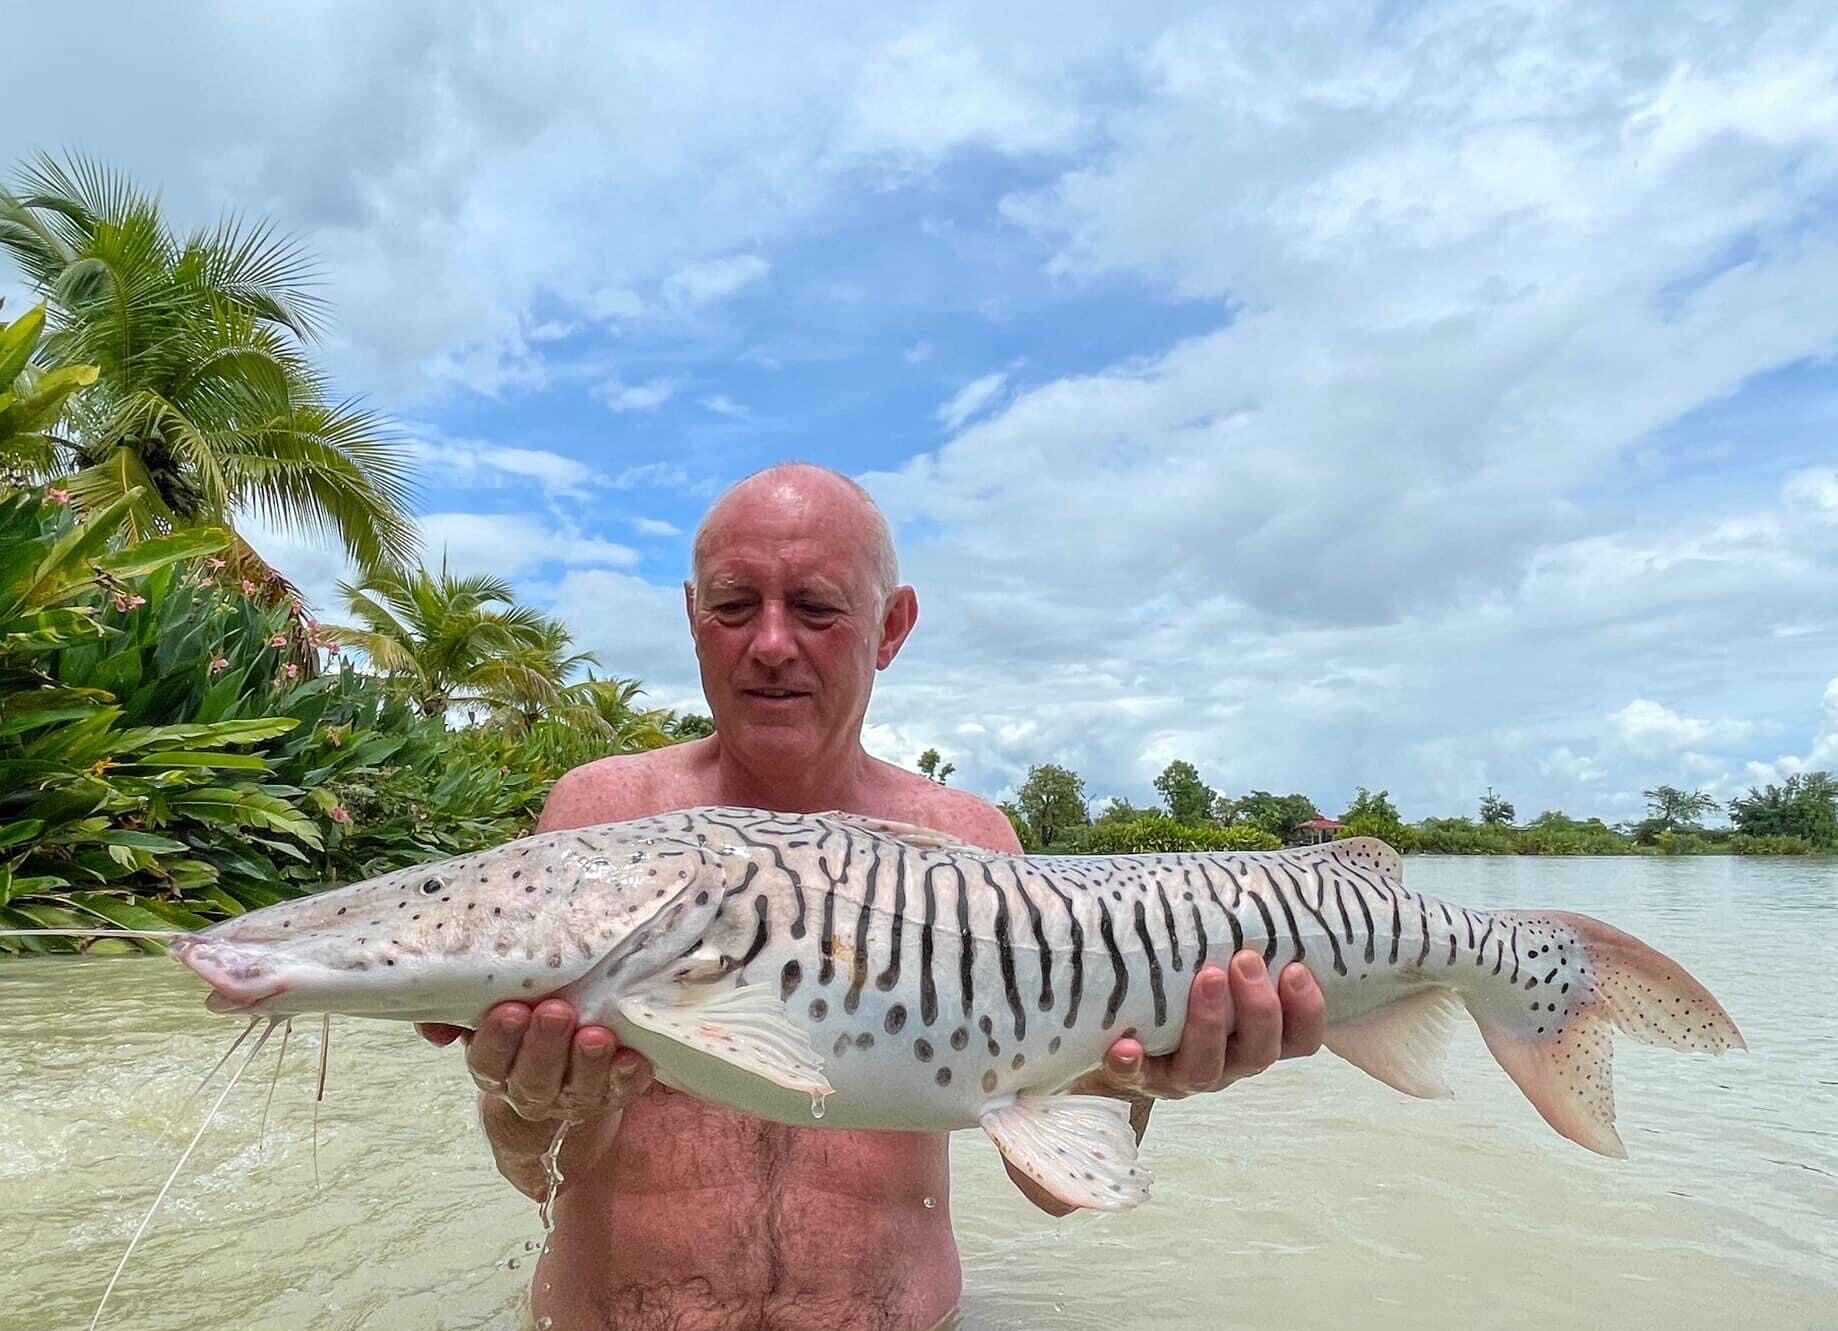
top-left (325, 562), bottom-right (556, 718)
top-left (0, 154), bottom-right (416, 577)
top-left (1728, 771), bottom-right (1838, 850)
top-left (1337, 787), bottom-right (1417, 852)
top-left (1478, 787), bottom-right (1515, 828)
top-left (1069, 813), bottom-right (1279, 855)
top-left (1013, 762), bottom-right (1090, 849)
top-left (0, 301), bottom-right (98, 487)
top-left (1633, 785), bottom-right (1719, 844)
top-left (916, 747), bottom-right (954, 784)
top-left (1231, 790), bottom-right (1321, 843)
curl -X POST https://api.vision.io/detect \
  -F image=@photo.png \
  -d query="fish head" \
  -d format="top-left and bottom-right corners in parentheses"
top-left (172, 823), bottom-right (735, 1022)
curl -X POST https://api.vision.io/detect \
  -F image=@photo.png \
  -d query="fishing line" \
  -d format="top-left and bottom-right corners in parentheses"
top-left (88, 1018), bottom-right (281, 1331)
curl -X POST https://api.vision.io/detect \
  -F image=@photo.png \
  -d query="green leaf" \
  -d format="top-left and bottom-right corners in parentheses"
top-left (96, 829), bottom-right (189, 853)
top-left (122, 750), bottom-right (270, 770)
top-left (0, 302), bottom-right (47, 385)
top-left (0, 820), bottom-right (46, 850)
top-left (91, 526), bottom-right (231, 580)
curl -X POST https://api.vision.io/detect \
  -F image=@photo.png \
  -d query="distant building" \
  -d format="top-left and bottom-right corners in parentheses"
top-left (1295, 817), bottom-right (1342, 846)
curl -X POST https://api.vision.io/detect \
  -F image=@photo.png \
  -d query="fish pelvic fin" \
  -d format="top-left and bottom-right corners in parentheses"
top-left (979, 1093), bottom-right (1152, 1213)
top-left (1467, 910), bottom-right (1744, 1159)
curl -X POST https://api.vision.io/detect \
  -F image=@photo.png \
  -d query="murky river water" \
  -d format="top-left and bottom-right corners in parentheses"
top-left (2, 855), bottom-right (1833, 1330)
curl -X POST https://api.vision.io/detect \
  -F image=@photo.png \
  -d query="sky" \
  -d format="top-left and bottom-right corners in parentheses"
top-left (6, 1), bottom-right (1838, 825)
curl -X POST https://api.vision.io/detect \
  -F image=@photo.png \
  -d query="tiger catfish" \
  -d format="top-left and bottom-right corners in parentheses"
top-left (171, 805), bottom-right (1743, 1212)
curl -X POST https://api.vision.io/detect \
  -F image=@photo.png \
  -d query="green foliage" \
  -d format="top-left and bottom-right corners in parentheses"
top-left (1478, 787), bottom-right (1515, 828)
top-left (1068, 813), bottom-right (1279, 855)
top-left (1014, 762), bottom-right (1089, 849)
top-left (1337, 786), bottom-right (1417, 852)
top-left (916, 747), bottom-right (954, 785)
top-left (1634, 784), bottom-right (1719, 844)
top-left (0, 301), bottom-right (98, 483)
top-left (997, 800), bottom-right (1036, 853)
top-left (1514, 811), bottom-right (1631, 856)
top-left (1095, 796), bottom-right (1152, 825)
top-left (1153, 759), bottom-right (1216, 825)
top-left (1728, 772), bottom-right (1838, 849)
top-left (0, 154), bottom-right (416, 574)
top-left (1413, 816), bottom-right (1517, 854)
top-left (1232, 790), bottom-right (1320, 843)
top-left (1730, 834), bottom-right (1822, 856)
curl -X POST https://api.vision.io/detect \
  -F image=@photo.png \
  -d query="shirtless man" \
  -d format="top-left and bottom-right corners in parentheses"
top-left (421, 463), bottom-right (1327, 1331)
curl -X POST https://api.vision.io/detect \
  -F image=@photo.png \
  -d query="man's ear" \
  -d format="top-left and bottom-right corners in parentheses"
top-left (876, 586), bottom-right (918, 670)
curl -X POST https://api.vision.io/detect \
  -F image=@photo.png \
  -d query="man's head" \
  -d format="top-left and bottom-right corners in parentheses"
top-left (686, 462), bottom-right (917, 768)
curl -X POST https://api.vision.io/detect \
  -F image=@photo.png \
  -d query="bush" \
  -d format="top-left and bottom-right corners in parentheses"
top-left (1730, 834), bottom-right (1823, 856)
top-left (1413, 817), bottom-right (1517, 854)
top-left (1065, 814), bottom-right (1281, 855)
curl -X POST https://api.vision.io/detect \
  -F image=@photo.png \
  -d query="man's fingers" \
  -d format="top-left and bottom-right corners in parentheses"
top-left (417, 1022), bottom-right (467, 1048)
top-left (1168, 965), bottom-right (1232, 1092)
top-left (466, 1001), bottom-right (534, 1089)
top-left (556, 1026), bottom-right (615, 1115)
top-left (1223, 951), bottom-right (1282, 1078)
top-left (504, 999), bottom-right (574, 1116)
top-left (1277, 963), bottom-right (1327, 1059)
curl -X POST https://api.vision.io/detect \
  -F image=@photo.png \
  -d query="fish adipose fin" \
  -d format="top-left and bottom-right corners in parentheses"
top-left (618, 981), bottom-right (834, 1101)
top-left (979, 1093), bottom-right (1152, 1213)
top-left (1469, 910), bottom-right (1745, 1159)
top-left (1322, 986), bottom-right (1461, 1099)
top-left (1317, 834), bottom-right (1405, 883)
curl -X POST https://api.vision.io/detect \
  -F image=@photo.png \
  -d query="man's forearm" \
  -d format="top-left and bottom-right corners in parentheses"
top-left (480, 1093), bottom-right (621, 1202)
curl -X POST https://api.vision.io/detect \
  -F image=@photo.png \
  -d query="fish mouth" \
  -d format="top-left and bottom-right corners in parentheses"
top-left (172, 938), bottom-right (291, 1012)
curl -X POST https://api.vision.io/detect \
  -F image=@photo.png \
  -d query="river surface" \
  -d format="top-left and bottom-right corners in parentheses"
top-left (2, 855), bottom-right (1833, 1331)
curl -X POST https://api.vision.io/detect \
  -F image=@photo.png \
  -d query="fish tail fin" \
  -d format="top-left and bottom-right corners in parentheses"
top-left (1467, 910), bottom-right (1744, 1158)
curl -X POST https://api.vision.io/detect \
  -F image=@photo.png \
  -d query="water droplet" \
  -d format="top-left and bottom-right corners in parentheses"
top-left (536, 1319), bottom-right (554, 1330)
top-left (508, 1257), bottom-right (522, 1270)
top-left (538, 1120), bottom-right (571, 1234)
top-left (809, 1090), bottom-right (828, 1120)
top-left (524, 1239), bottom-right (538, 1252)
top-left (922, 1196), bottom-right (936, 1210)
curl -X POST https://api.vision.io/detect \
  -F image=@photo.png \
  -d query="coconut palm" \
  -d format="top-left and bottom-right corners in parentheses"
top-left (0, 154), bottom-right (416, 576)
top-left (323, 563), bottom-right (558, 718)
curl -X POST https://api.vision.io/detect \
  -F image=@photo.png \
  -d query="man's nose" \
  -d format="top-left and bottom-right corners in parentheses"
top-left (747, 603), bottom-right (798, 668)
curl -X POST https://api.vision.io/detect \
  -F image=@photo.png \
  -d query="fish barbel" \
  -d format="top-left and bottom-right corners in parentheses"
top-left (168, 805), bottom-right (1743, 1211)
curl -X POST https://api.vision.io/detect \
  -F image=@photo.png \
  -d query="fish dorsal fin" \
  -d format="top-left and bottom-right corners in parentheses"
top-left (1320, 834), bottom-right (1404, 883)
top-left (979, 1093), bottom-right (1152, 1212)
top-left (820, 812), bottom-right (977, 852)
top-left (617, 979), bottom-right (833, 1102)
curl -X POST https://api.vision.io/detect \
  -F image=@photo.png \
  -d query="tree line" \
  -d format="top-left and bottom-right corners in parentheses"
top-left (921, 754), bottom-right (1837, 857)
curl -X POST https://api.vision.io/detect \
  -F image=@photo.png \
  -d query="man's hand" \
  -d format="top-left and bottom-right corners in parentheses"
top-left (1080, 951), bottom-right (1326, 1100)
top-left (420, 998), bottom-right (654, 1124)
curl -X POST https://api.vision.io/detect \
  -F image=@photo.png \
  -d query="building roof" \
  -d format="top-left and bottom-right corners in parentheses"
top-left (1300, 817), bottom-right (1342, 829)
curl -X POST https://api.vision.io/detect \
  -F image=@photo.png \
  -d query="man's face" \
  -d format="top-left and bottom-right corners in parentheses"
top-left (687, 481), bottom-right (914, 764)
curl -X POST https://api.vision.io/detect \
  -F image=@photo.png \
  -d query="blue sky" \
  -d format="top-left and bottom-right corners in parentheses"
top-left (7, 2), bottom-right (1838, 825)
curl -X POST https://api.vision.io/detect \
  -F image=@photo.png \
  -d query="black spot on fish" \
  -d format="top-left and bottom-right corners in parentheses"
top-left (914, 1039), bottom-right (934, 1062)
top-left (420, 879), bottom-right (442, 896)
top-left (833, 1034), bottom-right (851, 1057)
top-left (854, 1033), bottom-right (872, 1050)
top-left (935, 1067), bottom-right (952, 1086)
top-left (781, 961), bottom-right (802, 1000)
top-left (810, 998), bottom-right (828, 1020)
top-left (1048, 1037), bottom-right (1061, 1054)
top-left (885, 1004), bottom-right (907, 1034)
top-left (950, 1027), bottom-right (968, 1051)
top-left (982, 1070), bottom-right (998, 1093)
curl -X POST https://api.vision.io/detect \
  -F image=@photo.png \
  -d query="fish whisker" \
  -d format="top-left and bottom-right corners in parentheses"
top-left (183, 1016), bottom-right (261, 1112)
top-left (89, 1017), bottom-right (281, 1331)
top-left (258, 1019), bottom-right (293, 1153)
top-left (312, 1013), bottom-right (330, 1191)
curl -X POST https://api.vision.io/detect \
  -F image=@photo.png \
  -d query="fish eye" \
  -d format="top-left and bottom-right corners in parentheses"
top-left (420, 878), bottom-right (444, 895)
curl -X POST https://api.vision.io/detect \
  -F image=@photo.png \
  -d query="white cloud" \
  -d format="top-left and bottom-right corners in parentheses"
top-left (630, 516), bottom-right (682, 537)
top-left (610, 462), bottom-right (689, 490)
top-left (936, 372), bottom-right (1008, 431)
top-left (1745, 677), bottom-right (1838, 785)
top-left (701, 394), bottom-right (750, 419)
top-left (598, 378), bottom-right (682, 413)
top-left (1609, 700), bottom-right (1761, 757)
top-left (664, 255), bottom-right (769, 311)
top-left (407, 429), bottom-right (599, 497)
top-left (417, 513), bottom-right (638, 579)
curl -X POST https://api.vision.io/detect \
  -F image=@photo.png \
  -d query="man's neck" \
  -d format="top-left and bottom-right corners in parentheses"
top-left (703, 734), bottom-right (878, 814)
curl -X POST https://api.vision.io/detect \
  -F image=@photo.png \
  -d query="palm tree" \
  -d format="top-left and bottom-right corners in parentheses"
top-left (324, 563), bottom-right (557, 718)
top-left (0, 154), bottom-right (416, 577)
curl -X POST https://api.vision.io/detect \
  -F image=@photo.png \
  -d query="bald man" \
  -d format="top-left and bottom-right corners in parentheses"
top-left (421, 463), bottom-right (1326, 1331)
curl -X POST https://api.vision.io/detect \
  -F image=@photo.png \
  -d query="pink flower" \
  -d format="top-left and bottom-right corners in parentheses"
top-left (284, 663), bottom-right (299, 679)
top-left (206, 556), bottom-right (227, 571)
top-left (325, 729), bottom-right (343, 748)
top-left (111, 593), bottom-right (147, 611)
top-left (46, 488), bottom-right (70, 505)
top-left (306, 618), bottom-right (320, 634)
top-left (328, 806), bottom-right (352, 825)
top-left (125, 594), bottom-right (146, 609)
top-left (210, 657), bottom-right (230, 673)
top-left (269, 634), bottom-right (288, 648)
top-left (241, 579), bottom-right (258, 595)
top-left (324, 641), bottom-right (342, 657)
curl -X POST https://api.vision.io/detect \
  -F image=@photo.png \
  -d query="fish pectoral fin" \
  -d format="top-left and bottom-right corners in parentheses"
top-left (1322, 986), bottom-right (1462, 1099)
top-left (979, 1093), bottom-right (1152, 1213)
top-left (617, 981), bottom-right (833, 1101)
top-left (817, 812), bottom-right (979, 852)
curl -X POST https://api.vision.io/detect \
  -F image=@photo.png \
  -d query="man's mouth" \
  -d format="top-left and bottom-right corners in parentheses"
top-left (742, 687), bottom-right (809, 701)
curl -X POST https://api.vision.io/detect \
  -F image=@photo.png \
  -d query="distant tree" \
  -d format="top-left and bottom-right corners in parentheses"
top-left (1635, 785), bottom-right (1718, 843)
top-left (1153, 759), bottom-right (1216, 825)
top-left (1479, 787), bottom-right (1516, 828)
top-left (1015, 763), bottom-right (1089, 849)
top-left (1339, 787), bottom-right (1416, 851)
top-left (670, 712), bottom-right (715, 740)
top-left (1728, 771), bottom-right (1838, 849)
top-left (1233, 790), bottom-right (1320, 843)
top-left (998, 800), bottom-right (1037, 853)
top-left (916, 747), bottom-right (955, 785)
top-left (1095, 796), bottom-right (1152, 825)
top-left (1210, 792), bottom-right (1237, 825)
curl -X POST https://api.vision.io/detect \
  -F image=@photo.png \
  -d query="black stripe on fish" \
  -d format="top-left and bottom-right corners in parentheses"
top-left (1239, 867), bottom-right (1278, 962)
top-left (876, 846), bottom-right (905, 992)
top-left (1155, 881), bottom-right (1183, 973)
top-left (845, 852), bottom-right (878, 1014)
top-left (1133, 898), bottom-right (1168, 1026)
top-left (1039, 869), bottom-right (1085, 1029)
top-left (1097, 897), bottom-right (1128, 1030)
top-left (992, 881), bottom-right (1026, 1040)
top-left (953, 863), bottom-right (976, 1017)
top-left (1331, 870), bottom-right (1355, 944)
top-left (1278, 863), bottom-right (1343, 976)
top-left (1417, 894), bottom-right (1432, 966)
top-left (721, 859), bottom-right (760, 900)
top-left (1262, 864), bottom-right (1305, 965)
top-left (1196, 862), bottom-right (1243, 953)
top-left (1509, 923), bottom-right (1521, 982)
top-left (1000, 864), bottom-right (1054, 1012)
top-left (921, 863), bottom-right (940, 1025)
top-left (818, 871), bottom-right (838, 985)
top-left (1189, 901), bottom-right (1209, 969)
top-left (739, 894), bottom-right (770, 969)
top-left (1476, 916), bottom-right (1495, 967)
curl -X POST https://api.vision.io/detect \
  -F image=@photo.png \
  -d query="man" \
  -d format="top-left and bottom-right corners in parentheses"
top-left (421, 462), bottom-right (1326, 1331)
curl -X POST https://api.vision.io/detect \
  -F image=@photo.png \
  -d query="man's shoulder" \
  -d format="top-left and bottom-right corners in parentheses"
top-left (538, 741), bottom-right (709, 832)
top-left (870, 763), bottom-right (1021, 854)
